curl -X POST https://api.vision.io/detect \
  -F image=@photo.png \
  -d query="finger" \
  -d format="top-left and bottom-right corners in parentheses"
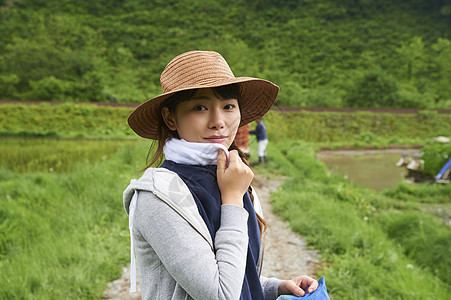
top-left (217, 149), bottom-right (227, 171)
top-left (285, 280), bottom-right (305, 297)
top-left (228, 150), bottom-right (240, 165)
top-left (298, 276), bottom-right (318, 293)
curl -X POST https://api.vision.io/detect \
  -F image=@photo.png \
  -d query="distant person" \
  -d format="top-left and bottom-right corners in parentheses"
top-left (123, 51), bottom-right (318, 299)
top-left (407, 153), bottom-right (423, 171)
top-left (395, 152), bottom-right (411, 167)
top-left (250, 118), bottom-right (269, 164)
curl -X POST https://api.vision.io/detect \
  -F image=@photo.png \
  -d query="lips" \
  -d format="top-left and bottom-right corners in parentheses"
top-left (205, 135), bottom-right (227, 143)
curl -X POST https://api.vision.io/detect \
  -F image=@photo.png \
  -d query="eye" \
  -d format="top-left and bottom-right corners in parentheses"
top-left (224, 104), bottom-right (236, 110)
top-left (193, 105), bottom-right (206, 111)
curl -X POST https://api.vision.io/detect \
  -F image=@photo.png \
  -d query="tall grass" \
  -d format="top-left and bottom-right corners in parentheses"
top-left (0, 138), bottom-right (137, 173)
top-left (384, 182), bottom-right (451, 203)
top-left (0, 139), bottom-right (151, 299)
top-left (0, 103), bottom-right (135, 138)
top-left (377, 211), bottom-right (451, 285)
top-left (253, 140), bottom-right (451, 299)
top-left (2, 103), bottom-right (451, 146)
top-left (263, 110), bottom-right (451, 144)
top-left (419, 143), bottom-right (451, 176)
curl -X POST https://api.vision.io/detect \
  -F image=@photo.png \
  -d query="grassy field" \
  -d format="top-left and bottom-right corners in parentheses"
top-left (0, 138), bottom-right (137, 173)
top-left (1, 103), bottom-right (450, 298)
top-left (0, 138), bottom-right (148, 299)
top-left (2, 103), bottom-right (451, 146)
top-left (1, 137), bottom-right (450, 298)
top-left (251, 139), bottom-right (451, 299)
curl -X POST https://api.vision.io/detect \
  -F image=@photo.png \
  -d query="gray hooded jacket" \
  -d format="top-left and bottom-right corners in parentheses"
top-left (123, 167), bottom-right (283, 300)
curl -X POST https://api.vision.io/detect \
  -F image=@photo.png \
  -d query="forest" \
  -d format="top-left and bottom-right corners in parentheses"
top-left (1, 0), bottom-right (451, 108)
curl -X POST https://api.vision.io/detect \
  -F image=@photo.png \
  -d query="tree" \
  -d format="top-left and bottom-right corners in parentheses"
top-left (345, 69), bottom-right (399, 108)
top-left (431, 38), bottom-right (451, 104)
top-left (396, 37), bottom-right (426, 82)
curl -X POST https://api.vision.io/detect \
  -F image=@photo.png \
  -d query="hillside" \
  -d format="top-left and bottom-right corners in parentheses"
top-left (1, 0), bottom-right (450, 108)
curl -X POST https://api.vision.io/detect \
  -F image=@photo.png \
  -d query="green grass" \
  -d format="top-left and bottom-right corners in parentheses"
top-left (377, 210), bottom-right (451, 285)
top-left (420, 143), bottom-right (451, 177)
top-left (0, 103), bottom-right (136, 139)
top-left (0, 137), bottom-right (138, 173)
top-left (253, 140), bottom-right (451, 299)
top-left (263, 110), bottom-right (451, 146)
top-left (2, 103), bottom-right (451, 146)
top-left (384, 182), bottom-right (451, 203)
top-left (0, 139), bottom-right (151, 299)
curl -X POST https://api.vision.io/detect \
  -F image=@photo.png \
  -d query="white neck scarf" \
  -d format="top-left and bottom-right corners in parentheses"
top-left (163, 138), bottom-right (230, 166)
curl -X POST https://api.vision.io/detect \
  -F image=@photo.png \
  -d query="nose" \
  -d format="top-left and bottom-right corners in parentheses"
top-left (208, 109), bottom-right (225, 130)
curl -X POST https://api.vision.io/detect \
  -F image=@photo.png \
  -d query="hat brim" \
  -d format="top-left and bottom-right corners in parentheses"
top-left (128, 77), bottom-right (279, 140)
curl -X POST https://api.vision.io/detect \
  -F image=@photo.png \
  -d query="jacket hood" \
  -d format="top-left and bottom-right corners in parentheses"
top-left (123, 167), bottom-right (213, 247)
top-left (123, 167), bottom-right (194, 214)
top-left (123, 168), bottom-right (154, 215)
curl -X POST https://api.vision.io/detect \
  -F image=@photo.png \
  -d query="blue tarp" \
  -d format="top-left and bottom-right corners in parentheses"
top-left (277, 277), bottom-right (330, 300)
top-left (436, 159), bottom-right (451, 181)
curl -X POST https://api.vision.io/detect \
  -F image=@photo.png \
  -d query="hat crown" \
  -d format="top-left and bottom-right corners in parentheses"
top-left (160, 51), bottom-right (235, 94)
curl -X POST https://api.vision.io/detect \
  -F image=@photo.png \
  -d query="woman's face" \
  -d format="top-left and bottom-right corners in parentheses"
top-left (162, 88), bottom-right (241, 149)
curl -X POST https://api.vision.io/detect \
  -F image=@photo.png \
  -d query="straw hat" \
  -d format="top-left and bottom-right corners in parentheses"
top-left (128, 51), bottom-right (279, 140)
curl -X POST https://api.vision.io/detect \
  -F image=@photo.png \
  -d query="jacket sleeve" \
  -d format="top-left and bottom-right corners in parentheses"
top-left (261, 276), bottom-right (284, 300)
top-left (133, 191), bottom-right (249, 300)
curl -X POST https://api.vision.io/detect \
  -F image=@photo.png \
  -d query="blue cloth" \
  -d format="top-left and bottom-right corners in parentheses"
top-left (277, 277), bottom-right (330, 300)
top-left (249, 122), bottom-right (267, 141)
top-left (160, 160), bottom-right (264, 300)
top-left (435, 159), bottom-right (451, 181)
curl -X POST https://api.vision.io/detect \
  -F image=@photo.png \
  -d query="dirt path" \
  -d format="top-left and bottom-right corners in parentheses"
top-left (103, 176), bottom-right (320, 299)
top-left (253, 176), bottom-right (320, 280)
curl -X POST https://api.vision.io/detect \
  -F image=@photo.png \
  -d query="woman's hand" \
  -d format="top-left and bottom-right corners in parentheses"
top-left (278, 276), bottom-right (318, 297)
top-left (217, 149), bottom-right (254, 207)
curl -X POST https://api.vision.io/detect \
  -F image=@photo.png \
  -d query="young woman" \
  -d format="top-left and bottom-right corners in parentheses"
top-left (123, 51), bottom-right (318, 300)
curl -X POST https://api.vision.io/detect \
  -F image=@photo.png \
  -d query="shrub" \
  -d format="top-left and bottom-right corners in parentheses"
top-left (345, 69), bottom-right (399, 108)
top-left (28, 76), bottom-right (72, 101)
top-left (384, 182), bottom-right (451, 203)
top-left (0, 74), bottom-right (20, 98)
top-left (377, 211), bottom-right (451, 285)
top-left (420, 143), bottom-right (451, 176)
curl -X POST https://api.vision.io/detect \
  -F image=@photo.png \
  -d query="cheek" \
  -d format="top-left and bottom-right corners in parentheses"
top-left (229, 112), bottom-right (241, 132)
top-left (176, 114), bottom-right (206, 136)
top-left (227, 113), bottom-right (241, 141)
